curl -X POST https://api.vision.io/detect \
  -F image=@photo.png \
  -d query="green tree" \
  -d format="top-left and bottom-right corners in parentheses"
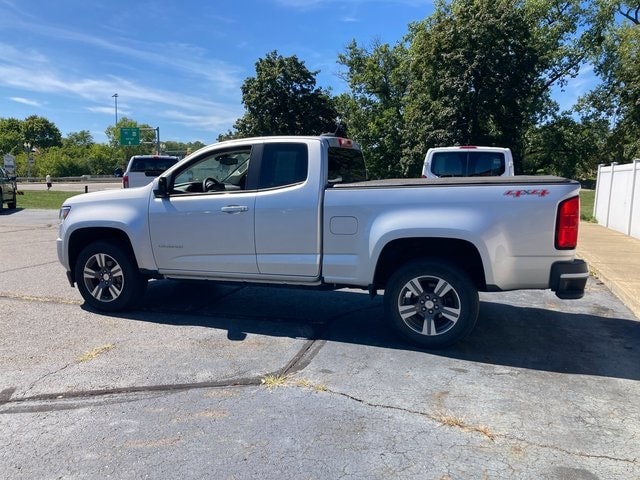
top-left (22, 115), bottom-right (62, 148)
top-left (221, 51), bottom-right (338, 140)
top-left (161, 140), bottom-right (207, 157)
top-left (0, 117), bottom-right (24, 155)
top-left (36, 147), bottom-right (87, 177)
top-left (523, 114), bottom-right (611, 178)
top-left (86, 143), bottom-right (121, 175)
top-left (578, 3), bottom-right (640, 162)
top-left (337, 40), bottom-right (409, 178)
top-left (336, 0), bottom-right (609, 177)
top-left (63, 130), bottom-right (94, 148)
top-left (402, 0), bottom-right (560, 175)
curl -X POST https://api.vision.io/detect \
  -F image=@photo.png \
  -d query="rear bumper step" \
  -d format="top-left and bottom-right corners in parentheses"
top-left (550, 259), bottom-right (589, 300)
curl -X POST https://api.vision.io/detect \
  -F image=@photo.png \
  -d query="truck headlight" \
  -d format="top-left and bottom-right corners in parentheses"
top-left (59, 205), bottom-right (71, 221)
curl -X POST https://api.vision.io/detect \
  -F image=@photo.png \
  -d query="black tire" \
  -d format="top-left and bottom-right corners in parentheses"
top-left (384, 260), bottom-right (479, 349)
top-left (74, 241), bottom-right (147, 312)
top-left (7, 191), bottom-right (16, 209)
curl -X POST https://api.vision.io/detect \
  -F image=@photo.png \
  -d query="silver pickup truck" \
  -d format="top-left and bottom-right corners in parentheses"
top-left (57, 135), bottom-right (588, 348)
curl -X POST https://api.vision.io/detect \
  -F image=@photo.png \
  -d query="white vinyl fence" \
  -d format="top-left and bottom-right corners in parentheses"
top-left (593, 159), bottom-right (640, 239)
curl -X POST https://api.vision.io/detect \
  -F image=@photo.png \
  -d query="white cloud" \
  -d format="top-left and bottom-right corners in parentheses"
top-left (10, 97), bottom-right (42, 107)
top-left (163, 108), bottom-right (243, 131)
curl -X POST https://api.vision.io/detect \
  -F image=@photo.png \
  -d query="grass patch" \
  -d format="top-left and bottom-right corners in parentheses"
top-left (77, 344), bottom-right (114, 363)
top-left (580, 189), bottom-right (595, 222)
top-left (16, 190), bottom-right (82, 210)
top-left (293, 378), bottom-right (328, 392)
top-left (434, 412), bottom-right (496, 441)
top-left (261, 374), bottom-right (291, 391)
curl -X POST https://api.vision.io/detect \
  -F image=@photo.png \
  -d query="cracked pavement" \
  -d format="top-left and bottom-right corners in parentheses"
top-left (1, 209), bottom-right (639, 479)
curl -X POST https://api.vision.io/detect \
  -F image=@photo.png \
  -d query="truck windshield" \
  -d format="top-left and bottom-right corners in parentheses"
top-left (328, 147), bottom-right (367, 184)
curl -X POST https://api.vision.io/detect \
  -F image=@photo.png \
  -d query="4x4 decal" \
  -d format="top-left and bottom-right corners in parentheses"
top-left (504, 189), bottom-right (550, 198)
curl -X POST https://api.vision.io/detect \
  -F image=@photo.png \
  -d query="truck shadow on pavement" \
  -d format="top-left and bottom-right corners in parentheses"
top-left (98, 278), bottom-right (640, 382)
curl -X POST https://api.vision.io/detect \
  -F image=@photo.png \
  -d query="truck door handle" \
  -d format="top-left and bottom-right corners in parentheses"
top-left (221, 205), bottom-right (249, 213)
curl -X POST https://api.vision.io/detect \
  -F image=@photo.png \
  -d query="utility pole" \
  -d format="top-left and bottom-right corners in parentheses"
top-left (112, 93), bottom-right (118, 125)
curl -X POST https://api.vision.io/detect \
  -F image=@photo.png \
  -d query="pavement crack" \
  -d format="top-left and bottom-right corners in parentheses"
top-left (23, 362), bottom-right (77, 396)
top-left (280, 339), bottom-right (327, 376)
top-left (0, 292), bottom-right (82, 305)
top-left (321, 387), bottom-right (498, 440)
top-left (0, 259), bottom-right (60, 274)
top-left (507, 437), bottom-right (639, 466)
top-left (0, 378), bottom-right (263, 414)
top-left (1, 336), bottom-right (328, 415)
top-left (312, 386), bottom-right (638, 466)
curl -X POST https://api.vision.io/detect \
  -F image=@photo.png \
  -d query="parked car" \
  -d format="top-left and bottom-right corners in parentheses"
top-left (422, 146), bottom-right (515, 178)
top-left (122, 155), bottom-right (179, 188)
top-left (0, 165), bottom-right (17, 212)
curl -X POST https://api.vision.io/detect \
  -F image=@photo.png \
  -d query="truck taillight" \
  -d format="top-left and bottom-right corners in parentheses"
top-left (338, 138), bottom-right (353, 148)
top-left (555, 196), bottom-right (580, 249)
top-left (123, 174), bottom-right (129, 188)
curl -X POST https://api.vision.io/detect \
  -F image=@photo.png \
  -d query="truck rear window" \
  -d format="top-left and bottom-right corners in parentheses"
top-left (431, 152), bottom-right (506, 177)
top-left (130, 157), bottom-right (179, 172)
top-left (328, 147), bottom-right (367, 184)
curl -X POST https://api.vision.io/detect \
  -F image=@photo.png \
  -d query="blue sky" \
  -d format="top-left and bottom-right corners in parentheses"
top-left (0, 0), bottom-right (595, 145)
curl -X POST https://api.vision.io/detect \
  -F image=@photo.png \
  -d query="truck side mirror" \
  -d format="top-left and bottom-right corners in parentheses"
top-left (154, 176), bottom-right (169, 198)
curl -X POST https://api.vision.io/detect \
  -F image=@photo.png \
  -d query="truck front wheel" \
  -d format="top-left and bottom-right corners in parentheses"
top-left (384, 260), bottom-right (479, 349)
top-left (75, 241), bottom-right (147, 312)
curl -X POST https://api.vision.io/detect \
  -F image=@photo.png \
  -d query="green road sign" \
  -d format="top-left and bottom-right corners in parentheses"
top-left (120, 127), bottom-right (140, 146)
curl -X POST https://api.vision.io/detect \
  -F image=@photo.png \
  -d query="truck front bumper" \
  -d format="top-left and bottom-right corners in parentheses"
top-left (550, 259), bottom-right (589, 299)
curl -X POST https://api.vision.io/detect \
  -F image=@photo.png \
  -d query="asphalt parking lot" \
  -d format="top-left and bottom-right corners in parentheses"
top-left (1, 209), bottom-right (639, 479)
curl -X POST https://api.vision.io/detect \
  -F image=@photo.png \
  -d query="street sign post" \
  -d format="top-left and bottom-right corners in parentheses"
top-left (3, 153), bottom-right (16, 174)
top-left (120, 127), bottom-right (140, 146)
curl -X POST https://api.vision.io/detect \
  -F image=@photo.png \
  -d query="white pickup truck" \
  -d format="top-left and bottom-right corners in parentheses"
top-left (57, 135), bottom-right (588, 348)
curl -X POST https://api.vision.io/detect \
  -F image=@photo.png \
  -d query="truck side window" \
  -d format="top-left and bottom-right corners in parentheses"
top-left (327, 147), bottom-right (367, 184)
top-left (258, 143), bottom-right (308, 189)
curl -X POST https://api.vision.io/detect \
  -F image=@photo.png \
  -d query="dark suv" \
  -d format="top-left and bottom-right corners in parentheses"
top-left (0, 166), bottom-right (17, 212)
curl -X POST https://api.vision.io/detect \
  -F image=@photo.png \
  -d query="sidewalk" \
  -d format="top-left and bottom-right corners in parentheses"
top-left (577, 221), bottom-right (640, 319)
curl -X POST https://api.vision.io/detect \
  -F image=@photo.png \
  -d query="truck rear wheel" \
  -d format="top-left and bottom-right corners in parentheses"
top-left (384, 260), bottom-right (479, 349)
top-left (75, 241), bottom-right (147, 312)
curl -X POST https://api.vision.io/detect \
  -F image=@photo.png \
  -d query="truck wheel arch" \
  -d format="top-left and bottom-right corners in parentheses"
top-left (68, 228), bottom-right (137, 284)
top-left (373, 237), bottom-right (486, 291)
top-left (74, 240), bottom-right (147, 311)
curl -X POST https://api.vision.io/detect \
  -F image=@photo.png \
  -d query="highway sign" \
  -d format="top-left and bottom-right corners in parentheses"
top-left (120, 127), bottom-right (140, 146)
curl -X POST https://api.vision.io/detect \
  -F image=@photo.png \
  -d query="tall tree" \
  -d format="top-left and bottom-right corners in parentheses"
top-left (578, 1), bottom-right (640, 162)
top-left (403, 0), bottom-right (558, 175)
top-left (337, 0), bottom-right (607, 176)
top-left (22, 115), bottom-right (62, 148)
top-left (221, 51), bottom-right (338, 140)
top-left (337, 40), bottom-right (409, 178)
top-left (63, 130), bottom-right (94, 148)
top-left (523, 115), bottom-right (611, 178)
top-left (0, 117), bottom-right (23, 155)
